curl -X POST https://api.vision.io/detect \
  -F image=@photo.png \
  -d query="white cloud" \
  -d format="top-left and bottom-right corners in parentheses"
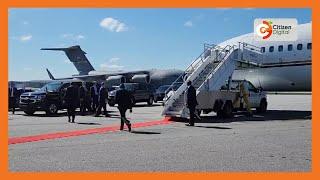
top-left (100, 17), bottom-right (128, 32)
top-left (108, 57), bottom-right (120, 63)
top-left (100, 63), bottom-right (124, 71)
top-left (100, 57), bottom-right (123, 71)
top-left (76, 35), bottom-right (85, 39)
top-left (20, 35), bottom-right (32, 42)
top-left (22, 21), bottom-right (29, 25)
top-left (61, 33), bottom-right (85, 40)
top-left (184, 21), bottom-right (193, 27)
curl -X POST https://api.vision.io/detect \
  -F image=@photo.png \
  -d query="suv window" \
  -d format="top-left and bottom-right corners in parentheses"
top-left (247, 82), bottom-right (257, 92)
top-left (124, 84), bottom-right (135, 91)
top-left (138, 84), bottom-right (147, 90)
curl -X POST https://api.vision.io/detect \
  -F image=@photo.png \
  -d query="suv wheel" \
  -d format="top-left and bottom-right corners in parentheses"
top-left (257, 99), bottom-right (267, 113)
top-left (108, 102), bottom-right (115, 107)
top-left (24, 110), bottom-right (35, 115)
top-left (147, 96), bottom-right (154, 106)
top-left (222, 101), bottom-right (233, 118)
top-left (46, 103), bottom-right (58, 115)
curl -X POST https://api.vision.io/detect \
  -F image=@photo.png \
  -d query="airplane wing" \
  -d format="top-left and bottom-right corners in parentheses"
top-left (70, 70), bottom-right (150, 81)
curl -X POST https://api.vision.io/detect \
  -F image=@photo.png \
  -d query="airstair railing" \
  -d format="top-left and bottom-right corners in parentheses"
top-left (238, 42), bottom-right (262, 53)
top-left (200, 44), bottom-right (237, 85)
top-left (163, 44), bottom-right (221, 101)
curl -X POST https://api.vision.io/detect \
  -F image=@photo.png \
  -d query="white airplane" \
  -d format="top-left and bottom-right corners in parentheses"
top-left (218, 22), bottom-right (311, 91)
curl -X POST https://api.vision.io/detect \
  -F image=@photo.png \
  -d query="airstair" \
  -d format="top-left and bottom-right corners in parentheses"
top-left (162, 42), bottom-right (262, 118)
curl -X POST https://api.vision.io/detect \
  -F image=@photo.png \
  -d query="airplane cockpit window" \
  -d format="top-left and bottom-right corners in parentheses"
top-left (278, 45), bottom-right (283, 52)
top-left (288, 44), bottom-right (293, 51)
top-left (297, 44), bottom-right (303, 50)
top-left (269, 46), bottom-right (274, 52)
top-left (261, 47), bottom-right (265, 53)
top-left (307, 43), bottom-right (312, 50)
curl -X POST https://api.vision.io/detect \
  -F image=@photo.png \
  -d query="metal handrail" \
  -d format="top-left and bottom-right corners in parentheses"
top-left (163, 44), bottom-right (234, 105)
top-left (199, 45), bottom-right (236, 88)
top-left (163, 44), bottom-right (219, 97)
top-left (239, 42), bottom-right (262, 53)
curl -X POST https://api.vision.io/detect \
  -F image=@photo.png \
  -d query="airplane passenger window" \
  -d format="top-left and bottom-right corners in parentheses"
top-left (278, 45), bottom-right (283, 52)
top-left (297, 44), bottom-right (303, 50)
top-left (307, 43), bottom-right (312, 50)
top-left (269, 46), bottom-right (274, 52)
top-left (261, 47), bottom-right (265, 53)
top-left (288, 44), bottom-right (293, 51)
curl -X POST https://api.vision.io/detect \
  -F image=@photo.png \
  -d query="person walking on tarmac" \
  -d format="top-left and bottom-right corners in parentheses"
top-left (90, 81), bottom-right (99, 112)
top-left (185, 81), bottom-right (199, 126)
top-left (239, 80), bottom-right (253, 117)
top-left (79, 82), bottom-right (88, 115)
top-left (95, 82), bottom-right (109, 117)
top-left (9, 83), bottom-right (18, 114)
top-left (64, 82), bottom-right (79, 123)
top-left (115, 83), bottom-right (132, 132)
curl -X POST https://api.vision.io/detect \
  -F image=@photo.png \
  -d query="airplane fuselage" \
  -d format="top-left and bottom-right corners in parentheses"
top-left (219, 22), bottom-right (311, 91)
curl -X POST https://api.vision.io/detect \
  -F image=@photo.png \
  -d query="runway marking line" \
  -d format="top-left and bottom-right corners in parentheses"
top-left (8, 117), bottom-right (173, 145)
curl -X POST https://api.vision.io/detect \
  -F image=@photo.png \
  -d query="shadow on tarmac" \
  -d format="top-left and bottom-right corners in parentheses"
top-left (133, 103), bottom-right (162, 107)
top-left (76, 122), bottom-right (101, 125)
top-left (130, 130), bottom-right (161, 134)
top-left (194, 125), bottom-right (232, 129)
top-left (171, 110), bottom-right (311, 124)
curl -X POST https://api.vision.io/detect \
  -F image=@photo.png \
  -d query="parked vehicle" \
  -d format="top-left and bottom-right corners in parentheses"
top-left (108, 83), bottom-right (154, 106)
top-left (154, 83), bottom-right (182, 103)
top-left (196, 80), bottom-right (267, 118)
top-left (19, 80), bottom-right (85, 115)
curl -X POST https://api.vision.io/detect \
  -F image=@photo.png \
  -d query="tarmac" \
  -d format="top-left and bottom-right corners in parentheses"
top-left (8, 94), bottom-right (311, 172)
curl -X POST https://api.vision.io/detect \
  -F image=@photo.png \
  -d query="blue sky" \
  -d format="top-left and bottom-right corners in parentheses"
top-left (8, 8), bottom-right (311, 81)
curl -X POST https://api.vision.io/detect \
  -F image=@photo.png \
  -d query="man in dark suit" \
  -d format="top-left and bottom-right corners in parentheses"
top-left (79, 82), bottom-right (89, 115)
top-left (64, 82), bottom-right (79, 123)
top-left (185, 81), bottom-right (199, 126)
top-left (90, 82), bottom-right (98, 113)
top-left (115, 83), bottom-right (132, 132)
top-left (95, 82), bottom-right (108, 117)
top-left (9, 84), bottom-right (18, 114)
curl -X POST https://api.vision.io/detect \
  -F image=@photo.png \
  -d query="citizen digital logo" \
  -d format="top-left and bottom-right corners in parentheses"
top-left (273, 24), bottom-right (292, 35)
top-left (254, 18), bottom-right (297, 41)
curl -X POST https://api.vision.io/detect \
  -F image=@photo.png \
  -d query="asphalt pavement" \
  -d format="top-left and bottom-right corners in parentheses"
top-left (8, 94), bottom-right (311, 172)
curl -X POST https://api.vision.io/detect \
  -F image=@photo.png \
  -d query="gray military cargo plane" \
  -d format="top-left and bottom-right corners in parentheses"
top-left (41, 45), bottom-right (183, 92)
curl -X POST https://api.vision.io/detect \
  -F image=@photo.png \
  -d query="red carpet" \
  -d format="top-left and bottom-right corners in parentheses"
top-left (9, 117), bottom-right (172, 145)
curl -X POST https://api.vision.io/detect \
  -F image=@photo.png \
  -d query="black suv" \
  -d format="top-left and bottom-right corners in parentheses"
top-left (19, 81), bottom-right (83, 115)
top-left (108, 83), bottom-right (154, 106)
top-left (154, 82), bottom-right (182, 103)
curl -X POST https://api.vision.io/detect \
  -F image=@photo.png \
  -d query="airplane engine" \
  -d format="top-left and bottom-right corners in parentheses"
top-left (131, 74), bottom-right (151, 83)
top-left (106, 75), bottom-right (126, 87)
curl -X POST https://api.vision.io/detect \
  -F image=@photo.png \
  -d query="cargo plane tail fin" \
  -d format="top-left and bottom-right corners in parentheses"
top-left (41, 45), bottom-right (95, 75)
